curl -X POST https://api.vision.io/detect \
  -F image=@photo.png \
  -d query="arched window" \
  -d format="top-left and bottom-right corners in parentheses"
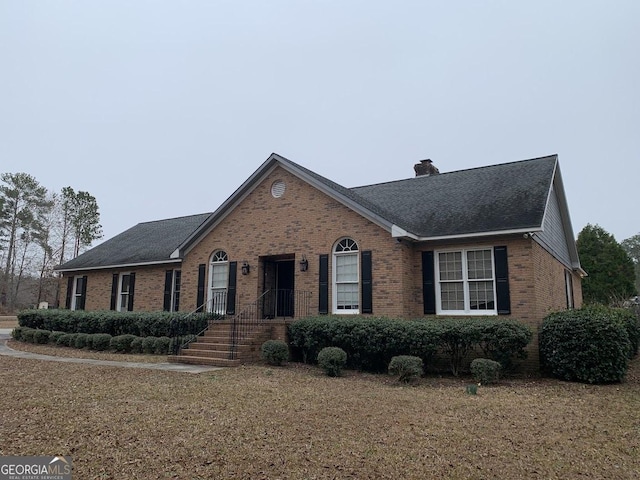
top-left (333, 238), bottom-right (359, 313)
top-left (208, 250), bottom-right (228, 314)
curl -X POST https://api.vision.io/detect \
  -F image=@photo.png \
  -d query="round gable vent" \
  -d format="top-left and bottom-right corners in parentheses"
top-left (271, 180), bottom-right (286, 198)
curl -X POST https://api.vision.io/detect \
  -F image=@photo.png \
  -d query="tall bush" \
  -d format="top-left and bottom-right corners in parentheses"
top-left (539, 307), bottom-right (631, 384)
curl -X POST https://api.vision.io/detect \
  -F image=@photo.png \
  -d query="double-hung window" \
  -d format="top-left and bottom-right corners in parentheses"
top-left (171, 270), bottom-right (181, 312)
top-left (333, 238), bottom-right (359, 313)
top-left (209, 251), bottom-right (228, 314)
top-left (118, 273), bottom-right (132, 312)
top-left (436, 248), bottom-right (496, 314)
top-left (565, 270), bottom-right (574, 309)
top-left (70, 276), bottom-right (87, 310)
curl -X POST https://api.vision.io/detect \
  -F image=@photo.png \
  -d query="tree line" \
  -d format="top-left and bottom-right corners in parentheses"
top-left (0, 172), bottom-right (102, 312)
top-left (577, 224), bottom-right (639, 305)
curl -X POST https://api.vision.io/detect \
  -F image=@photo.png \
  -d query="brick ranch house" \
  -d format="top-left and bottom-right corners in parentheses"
top-left (55, 153), bottom-right (584, 366)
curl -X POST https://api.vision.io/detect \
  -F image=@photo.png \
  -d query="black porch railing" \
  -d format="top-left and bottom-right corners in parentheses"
top-left (168, 294), bottom-right (228, 355)
top-left (169, 290), bottom-right (312, 359)
top-left (229, 290), bottom-right (311, 359)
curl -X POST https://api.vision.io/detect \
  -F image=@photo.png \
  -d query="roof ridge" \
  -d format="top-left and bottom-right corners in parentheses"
top-left (351, 154), bottom-right (558, 190)
top-left (136, 212), bottom-right (213, 225)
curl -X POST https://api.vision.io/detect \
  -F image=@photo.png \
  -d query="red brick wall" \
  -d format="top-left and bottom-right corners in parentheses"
top-left (58, 164), bottom-right (583, 367)
top-left (60, 265), bottom-right (174, 312)
top-left (181, 165), bottom-right (410, 317)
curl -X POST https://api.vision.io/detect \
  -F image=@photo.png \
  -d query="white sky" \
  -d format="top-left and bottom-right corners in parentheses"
top-left (1, 1), bottom-right (638, 246)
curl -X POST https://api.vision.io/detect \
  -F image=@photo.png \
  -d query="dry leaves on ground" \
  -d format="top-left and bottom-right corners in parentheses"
top-left (1, 349), bottom-right (639, 479)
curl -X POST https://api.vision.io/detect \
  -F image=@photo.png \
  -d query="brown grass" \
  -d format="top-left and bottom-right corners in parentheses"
top-left (7, 339), bottom-right (166, 364)
top-left (0, 318), bottom-right (18, 329)
top-left (1, 348), bottom-right (639, 479)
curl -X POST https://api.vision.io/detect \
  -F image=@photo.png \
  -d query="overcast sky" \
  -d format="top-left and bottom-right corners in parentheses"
top-left (1, 1), bottom-right (638, 247)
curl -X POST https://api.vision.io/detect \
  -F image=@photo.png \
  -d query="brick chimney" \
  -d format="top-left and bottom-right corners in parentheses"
top-left (414, 159), bottom-right (439, 177)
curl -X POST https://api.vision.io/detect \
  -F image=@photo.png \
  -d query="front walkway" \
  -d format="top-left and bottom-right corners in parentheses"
top-left (0, 330), bottom-right (220, 374)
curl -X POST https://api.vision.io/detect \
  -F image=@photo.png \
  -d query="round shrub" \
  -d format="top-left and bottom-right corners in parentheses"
top-left (110, 334), bottom-right (137, 353)
top-left (142, 336), bottom-right (158, 354)
top-left (388, 355), bottom-right (424, 383)
top-left (90, 333), bottom-right (112, 351)
top-left (470, 358), bottom-right (501, 385)
top-left (539, 307), bottom-right (631, 384)
top-left (154, 336), bottom-right (171, 355)
top-left (49, 331), bottom-right (66, 345)
top-left (130, 337), bottom-right (143, 354)
top-left (261, 340), bottom-right (290, 366)
top-left (11, 327), bottom-right (24, 341)
top-left (31, 329), bottom-right (50, 344)
top-left (21, 328), bottom-right (36, 343)
top-left (317, 347), bottom-right (347, 377)
top-left (74, 333), bottom-right (90, 349)
top-left (58, 333), bottom-right (78, 347)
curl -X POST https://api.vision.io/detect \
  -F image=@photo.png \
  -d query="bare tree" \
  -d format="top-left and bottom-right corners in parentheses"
top-left (0, 173), bottom-right (52, 309)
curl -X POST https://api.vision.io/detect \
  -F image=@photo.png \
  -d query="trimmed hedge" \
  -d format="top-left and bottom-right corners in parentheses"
top-left (17, 309), bottom-right (219, 337)
top-left (539, 306), bottom-right (631, 384)
top-left (49, 331), bottom-right (66, 345)
top-left (154, 336), bottom-right (171, 355)
top-left (142, 336), bottom-right (158, 354)
top-left (110, 334), bottom-right (137, 353)
top-left (74, 333), bottom-right (90, 349)
top-left (10, 327), bottom-right (171, 355)
top-left (91, 334), bottom-right (112, 351)
top-left (288, 316), bottom-right (532, 375)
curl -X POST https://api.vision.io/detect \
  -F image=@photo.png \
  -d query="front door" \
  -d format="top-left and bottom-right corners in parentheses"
top-left (276, 260), bottom-right (295, 317)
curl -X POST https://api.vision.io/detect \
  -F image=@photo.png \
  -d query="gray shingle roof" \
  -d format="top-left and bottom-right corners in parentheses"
top-left (57, 154), bottom-right (560, 271)
top-left (351, 155), bottom-right (557, 238)
top-left (56, 213), bottom-right (212, 271)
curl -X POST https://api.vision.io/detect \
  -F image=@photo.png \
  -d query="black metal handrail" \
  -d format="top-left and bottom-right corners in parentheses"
top-left (170, 289), bottom-right (312, 359)
top-left (229, 290), bottom-right (312, 360)
top-left (168, 294), bottom-right (228, 355)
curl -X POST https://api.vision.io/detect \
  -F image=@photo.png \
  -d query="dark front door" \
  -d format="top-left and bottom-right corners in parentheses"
top-left (276, 260), bottom-right (295, 317)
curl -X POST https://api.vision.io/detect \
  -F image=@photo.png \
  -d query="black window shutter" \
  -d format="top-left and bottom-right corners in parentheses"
top-left (319, 254), bottom-right (329, 314)
top-left (127, 273), bottom-right (136, 311)
top-left (226, 261), bottom-right (237, 316)
top-left (494, 246), bottom-right (511, 315)
top-left (196, 264), bottom-right (206, 312)
top-left (361, 250), bottom-right (373, 314)
top-left (163, 270), bottom-right (173, 312)
top-left (78, 275), bottom-right (88, 310)
top-left (422, 251), bottom-right (436, 315)
top-left (110, 274), bottom-right (119, 311)
top-left (65, 277), bottom-right (73, 309)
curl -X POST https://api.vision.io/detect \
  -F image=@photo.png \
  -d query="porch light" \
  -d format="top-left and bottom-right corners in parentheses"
top-left (241, 261), bottom-right (250, 275)
top-left (299, 255), bottom-right (308, 272)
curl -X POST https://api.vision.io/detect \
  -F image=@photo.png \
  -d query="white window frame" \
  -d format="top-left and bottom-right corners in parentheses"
top-left (117, 273), bottom-right (132, 312)
top-left (71, 276), bottom-right (84, 311)
top-left (208, 250), bottom-right (228, 315)
top-left (565, 270), bottom-right (574, 309)
top-left (171, 269), bottom-right (181, 312)
top-left (332, 238), bottom-right (360, 314)
top-left (435, 248), bottom-right (497, 316)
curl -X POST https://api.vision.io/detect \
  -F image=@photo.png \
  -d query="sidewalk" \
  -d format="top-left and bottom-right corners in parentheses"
top-left (0, 329), bottom-right (220, 374)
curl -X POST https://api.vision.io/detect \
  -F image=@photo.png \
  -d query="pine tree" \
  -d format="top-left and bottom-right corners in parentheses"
top-left (577, 224), bottom-right (636, 304)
